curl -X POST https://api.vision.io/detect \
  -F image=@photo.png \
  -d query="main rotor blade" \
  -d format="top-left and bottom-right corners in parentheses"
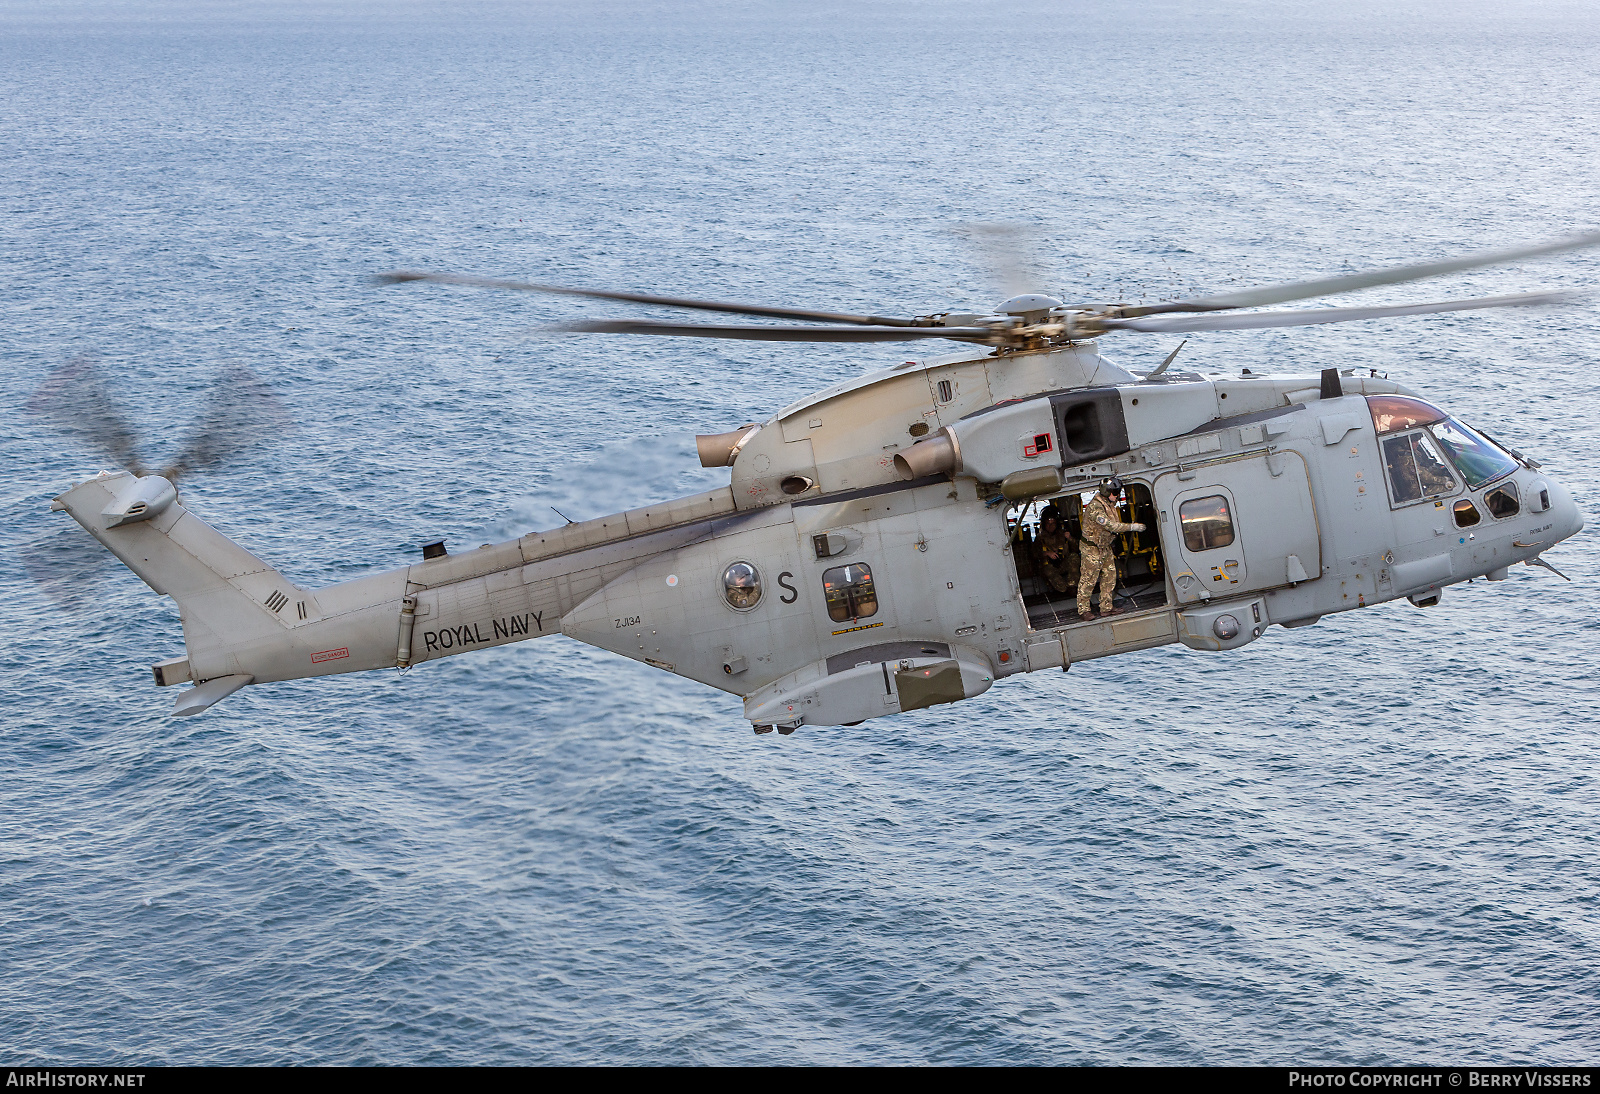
top-left (28, 356), bottom-right (146, 476)
top-left (379, 271), bottom-right (925, 327)
top-left (167, 364), bottom-right (294, 480)
top-left (1101, 291), bottom-right (1577, 334)
top-left (550, 319), bottom-right (996, 342)
top-left (1121, 231), bottom-right (1600, 317)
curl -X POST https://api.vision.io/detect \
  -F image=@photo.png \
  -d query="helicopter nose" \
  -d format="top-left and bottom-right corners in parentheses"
top-left (1549, 479), bottom-right (1584, 541)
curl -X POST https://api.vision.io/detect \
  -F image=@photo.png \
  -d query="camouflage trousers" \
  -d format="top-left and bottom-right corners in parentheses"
top-left (1041, 552), bottom-right (1080, 595)
top-left (1077, 543), bottom-right (1118, 615)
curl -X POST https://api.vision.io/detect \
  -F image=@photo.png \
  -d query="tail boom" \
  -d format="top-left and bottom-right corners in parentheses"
top-left (52, 473), bottom-right (407, 689)
top-left (50, 472), bottom-right (740, 715)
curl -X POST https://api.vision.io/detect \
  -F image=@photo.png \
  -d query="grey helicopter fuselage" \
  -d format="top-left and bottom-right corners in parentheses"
top-left (49, 338), bottom-right (1583, 725)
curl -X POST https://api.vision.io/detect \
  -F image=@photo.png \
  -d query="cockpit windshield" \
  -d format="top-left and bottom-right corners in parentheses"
top-left (1368, 395), bottom-right (1447, 435)
top-left (1430, 417), bottom-right (1517, 488)
top-left (1369, 395), bottom-right (1519, 504)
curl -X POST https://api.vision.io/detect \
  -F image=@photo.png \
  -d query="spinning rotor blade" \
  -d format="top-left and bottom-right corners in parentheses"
top-left (166, 364), bottom-right (294, 480)
top-left (1101, 291), bottom-right (1577, 334)
top-left (1121, 231), bottom-right (1600, 318)
top-left (21, 524), bottom-right (112, 618)
top-left (379, 271), bottom-right (925, 327)
top-left (30, 357), bottom-right (290, 483)
top-left (27, 360), bottom-right (289, 618)
top-left (960, 223), bottom-right (1047, 298)
top-left (551, 319), bottom-right (997, 342)
top-left (28, 356), bottom-right (146, 476)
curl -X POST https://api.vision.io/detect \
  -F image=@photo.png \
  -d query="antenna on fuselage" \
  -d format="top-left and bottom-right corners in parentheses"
top-left (1148, 339), bottom-right (1187, 378)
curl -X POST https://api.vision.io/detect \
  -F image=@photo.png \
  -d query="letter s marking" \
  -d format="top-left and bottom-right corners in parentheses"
top-left (778, 571), bottom-right (797, 604)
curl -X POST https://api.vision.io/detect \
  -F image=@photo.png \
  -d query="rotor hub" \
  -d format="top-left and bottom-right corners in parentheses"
top-left (996, 294), bottom-right (1064, 324)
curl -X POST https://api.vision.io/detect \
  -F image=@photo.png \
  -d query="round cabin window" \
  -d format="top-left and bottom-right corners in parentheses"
top-left (722, 562), bottom-right (762, 610)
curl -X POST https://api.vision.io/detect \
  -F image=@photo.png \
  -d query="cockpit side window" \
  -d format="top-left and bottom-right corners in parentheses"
top-left (822, 563), bottom-right (878, 623)
top-left (1484, 481), bottom-right (1520, 519)
top-left (1383, 432), bottom-right (1456, 506)
top-left (1368, 395), bottom-right (1447, 436)
top-left (1429, 417), bottom-right (1518, 489)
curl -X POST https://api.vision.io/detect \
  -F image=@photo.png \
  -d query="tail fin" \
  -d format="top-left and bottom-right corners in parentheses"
top-left (51, 471), bottom-right (404, 713)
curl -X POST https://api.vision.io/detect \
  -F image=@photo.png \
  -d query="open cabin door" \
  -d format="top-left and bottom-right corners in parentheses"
top-left (1154, 451), bottom-right (1321, 603)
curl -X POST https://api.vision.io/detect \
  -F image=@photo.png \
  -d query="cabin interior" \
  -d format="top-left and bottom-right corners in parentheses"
top-left (1006, 484), bottom-right (1170, 630)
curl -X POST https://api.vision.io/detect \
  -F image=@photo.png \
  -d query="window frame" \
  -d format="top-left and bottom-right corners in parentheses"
top-left (1178, 494), bottom-right (1236, 553)
top-left (821, 562), bottom-right (879, 624)
top-left (1382, 430), bottom-right (1458, 509)
top-left (1483, 481), bottom-right (1521, 520)
top-left (721, 561), bottom-right (763, 612)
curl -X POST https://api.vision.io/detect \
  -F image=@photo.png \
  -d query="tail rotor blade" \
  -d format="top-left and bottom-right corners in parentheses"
top-left (167, 364), bottom-right (294, 480)
top-left (28, 356), bottom-right (146, 476)
top-left (22, 523), bottom-right (112, 618)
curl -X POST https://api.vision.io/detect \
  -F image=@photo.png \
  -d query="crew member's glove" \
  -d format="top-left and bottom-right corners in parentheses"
top-left (1132, 523), bottom-right (1146, 532)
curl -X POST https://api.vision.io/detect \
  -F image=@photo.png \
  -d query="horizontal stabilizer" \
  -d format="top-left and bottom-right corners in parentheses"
top-left (173, 674), bottom-right (253, 717)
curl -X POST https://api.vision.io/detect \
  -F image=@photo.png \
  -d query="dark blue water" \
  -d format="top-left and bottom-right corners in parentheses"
top-left (2, 0), bottom-right (1598, 1065)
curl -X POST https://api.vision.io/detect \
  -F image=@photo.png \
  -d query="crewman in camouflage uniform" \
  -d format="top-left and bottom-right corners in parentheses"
top-left (1034, 509), bottom-right (1078, 595)
top-left (1077, 476), bottom-right (1145, 620)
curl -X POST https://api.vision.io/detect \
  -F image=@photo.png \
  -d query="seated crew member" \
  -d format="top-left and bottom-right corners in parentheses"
top-left (1414, 438), bottom-right (1456, 496)
top-left (1384, 437), bottom-right (1423, 503)
top-left (1035, 509), bottom-right (1078, 595)
top-left (1077, 476), bottom-right (1145, 621)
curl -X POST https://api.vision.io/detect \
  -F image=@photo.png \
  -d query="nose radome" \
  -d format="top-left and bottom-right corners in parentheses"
top-left (1551, 480), bottom-right (1585, 540)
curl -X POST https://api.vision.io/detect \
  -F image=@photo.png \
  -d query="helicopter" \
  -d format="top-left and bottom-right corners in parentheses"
top-left (41, 232), bottom-right (1592, 729)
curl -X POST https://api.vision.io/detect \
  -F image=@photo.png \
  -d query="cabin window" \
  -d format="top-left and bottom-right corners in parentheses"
top-left (1179, 495), bottom-right (1235, 552)
top-left (1452, 499), bottom-right (1481, 527)
top-left (722, 562), bottom-right (763, 610)
top-left (822, 563), bottom-right (878, 623)
top-left (1382, 432), bottom-right (1456, 505)
top-left (1484, 481), bottom-right (1520, 519)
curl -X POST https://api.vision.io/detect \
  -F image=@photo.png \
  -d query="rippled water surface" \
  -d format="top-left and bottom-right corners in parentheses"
top-left (2, 0), bottom-right (1598, 1065)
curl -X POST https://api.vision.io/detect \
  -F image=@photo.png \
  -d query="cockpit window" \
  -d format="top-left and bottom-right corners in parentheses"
top-left (1383, 432), bottom-right (1456, 505)
top-left (822, 563), bottom-right (878, 623)
top-left (1484, 481), bottom-right (1520, 519)
top-left (1368, 395), bottom-right (1447, 436)
top-left (1429, 417), bottom-right (1518, 489)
